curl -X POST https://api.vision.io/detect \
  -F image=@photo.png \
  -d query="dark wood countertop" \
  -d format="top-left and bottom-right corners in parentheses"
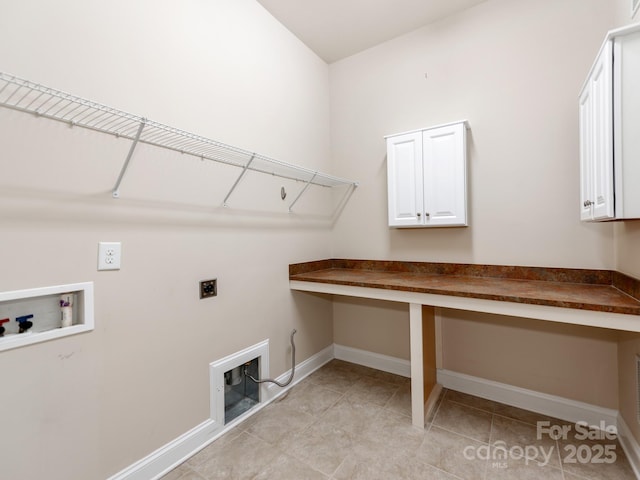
top-left (289, 259), bottom-right (640, 316)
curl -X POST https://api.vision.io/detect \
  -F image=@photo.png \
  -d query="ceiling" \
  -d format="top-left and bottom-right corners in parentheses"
top-left (256, 0), bottom-right (488, 63)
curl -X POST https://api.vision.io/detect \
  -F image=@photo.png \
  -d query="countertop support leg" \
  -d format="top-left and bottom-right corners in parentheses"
top-left (409, 303), bottom-right (425, 428)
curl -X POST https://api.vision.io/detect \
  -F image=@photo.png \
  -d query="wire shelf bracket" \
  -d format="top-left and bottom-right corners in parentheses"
top-left (0, 72), bottom-right (359, 211)
top-left (112, 119), bottom-right (146, 198)
top-left (288, 172), bottom-right (317, 212)
top-left (223, 154), bottom-right (255, 207)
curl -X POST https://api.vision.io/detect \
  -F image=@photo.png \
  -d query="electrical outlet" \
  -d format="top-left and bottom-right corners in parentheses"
top-left (98, 242), bottom-right (122, 270)
top-left (200, 279), bottom-right (217, 299)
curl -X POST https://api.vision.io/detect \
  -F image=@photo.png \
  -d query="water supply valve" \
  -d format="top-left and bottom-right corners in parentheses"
top-left (16, 314), bottom-right (34, 333)
top-left (0, 318), bottom-right (9, 337)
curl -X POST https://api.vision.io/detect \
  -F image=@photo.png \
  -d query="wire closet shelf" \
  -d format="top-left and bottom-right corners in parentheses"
top-left (0, 72), bottom-right (358, 210)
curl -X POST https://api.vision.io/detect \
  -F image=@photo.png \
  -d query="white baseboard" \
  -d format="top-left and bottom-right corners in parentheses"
top-left (617, 414), bottom-right (640, 479)
top-left (107, 344), bottom-right (334, 480)
top-left (437, 369), bottom-right (618, 430)
top-left (106, 419), bottom-right (219, 480)
top-left (331, 348), bottom-right (620, 432)
top-left (333, 343), bottom-right (411, 377)
top-left (108, 345), bottom-right (640, 480)
top-left (263, 343), bottom-right (334, 400)
top-left (439, 369), bottom-right (640, 480)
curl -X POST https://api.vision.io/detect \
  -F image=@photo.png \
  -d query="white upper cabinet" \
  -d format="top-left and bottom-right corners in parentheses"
top-left (580, 24), bottom-right (640, 221)
top-left (386, 131), bottom-right (424, 227)
top-left (386, 121), bottom-right (468, 228)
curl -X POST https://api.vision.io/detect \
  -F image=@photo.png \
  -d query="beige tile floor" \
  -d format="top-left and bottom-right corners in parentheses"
top-left (161, 360), bottom-right (637, 480)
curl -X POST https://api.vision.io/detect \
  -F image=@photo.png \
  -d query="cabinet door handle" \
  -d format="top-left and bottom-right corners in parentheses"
top-left (417, 213), bottom-right (421, 217)
top-left (583, 200), bottom-right (593, 207)
top-left (425, 212), bottom-right (430, 218)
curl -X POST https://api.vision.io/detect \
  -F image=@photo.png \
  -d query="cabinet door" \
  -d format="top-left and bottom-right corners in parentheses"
top-left (579, 82), bottom-right (594, 220)
top-left (387, 132), bottom-right (424, 226)
top-left (422, 123), bottom-right (467, 226)
top-left (589, 43), bottom-right (615, 220)
top-left (579, 42), bottom-right (614, 221)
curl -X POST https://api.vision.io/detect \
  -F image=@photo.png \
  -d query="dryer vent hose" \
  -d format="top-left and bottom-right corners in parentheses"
top-left (245, 329), bottom-right (296, 388)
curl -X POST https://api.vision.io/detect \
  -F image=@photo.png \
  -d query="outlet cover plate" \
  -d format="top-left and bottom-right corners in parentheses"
top-left (200, 279), bottom-right (217, 299)
top-left (98, 242), bottom-right (122, 270)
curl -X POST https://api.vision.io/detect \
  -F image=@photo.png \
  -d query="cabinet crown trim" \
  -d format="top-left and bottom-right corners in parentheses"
top-left (384, 119), bottom-right (469, 139)
top-left (580, 22), bottom-right (640, 95)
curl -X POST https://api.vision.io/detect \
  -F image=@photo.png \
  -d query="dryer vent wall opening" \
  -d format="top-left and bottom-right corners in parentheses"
top-left (210, 340), bottom-right (269, 428)
top-left (224, 358), bottom-right (259, 424)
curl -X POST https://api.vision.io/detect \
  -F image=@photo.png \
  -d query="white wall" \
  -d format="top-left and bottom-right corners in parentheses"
top-left (0, 1), bottom-right (335, 479)
top-left (330, 0), bottom-right (616, 267)
top-left (441, 311), bottom-right (619, 408)
top-left (329, 0), bottom-right (621, 408)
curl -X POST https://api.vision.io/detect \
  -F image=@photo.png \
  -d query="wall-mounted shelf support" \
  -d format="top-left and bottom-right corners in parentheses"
top-left (223, 154), bottom-right (255, 207)
top-left (288, 172), bottom-right (317, 212)
top-left (113, 119), bottom-right (146, 198)
top-left (0, 72), bottom-right (359, 211)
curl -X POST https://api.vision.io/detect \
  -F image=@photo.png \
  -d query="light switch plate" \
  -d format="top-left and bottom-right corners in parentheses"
top-left (98, 242), bottom-right (122, 270)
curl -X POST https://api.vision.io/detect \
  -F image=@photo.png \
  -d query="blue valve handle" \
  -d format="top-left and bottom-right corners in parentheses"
top-left (16, 314), bottom-right (34, 333)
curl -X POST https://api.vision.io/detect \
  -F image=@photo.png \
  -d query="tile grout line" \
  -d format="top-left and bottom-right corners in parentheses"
top-left (484, 412), bottom-right (495, 480)
top-left (558, 435), bottom-right (567, 480)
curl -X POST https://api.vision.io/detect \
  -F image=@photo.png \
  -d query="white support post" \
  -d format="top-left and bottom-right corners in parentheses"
top-left (409, 303), bottom-right (425, 429)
